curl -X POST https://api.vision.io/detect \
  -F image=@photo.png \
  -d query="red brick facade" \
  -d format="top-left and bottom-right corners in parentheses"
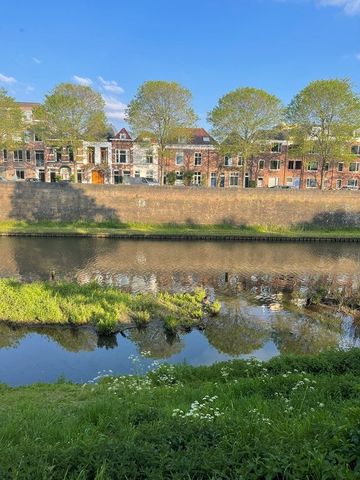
top-left (0, 106), bottom-right (359, 189)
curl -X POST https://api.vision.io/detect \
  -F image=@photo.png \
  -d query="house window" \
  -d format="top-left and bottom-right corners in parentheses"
top-left (351, 145), bottom-right (360, 155)
top-left (238, 155), bottom-right (244, 167)
top-left (258, 159), bottom-right (265, 170)
top-left (347, 179), bottom-right (358, 188)
top-left (100, 147), bottom-right (108, 163)
top-left (34, 133), bottom-right (41, 142)
top-left (270, 160), bottom-right (280, 170)
top-left (286, 177), bottom-right (293, 186)
top-left (3, 149), bottom-right (7, 161)
top-left (307, 161), bottom-right (318, 171)
top-left (203, 136), bottom-right (210, 142)
top-left (194, 152), bottom-right (202, 166)
top-left (146, 170), bottom-right (154, 180)
top-left (146, 154), bottom-right (153, 164)
top-left (35, 150), bottom-right (44, 167)
top-left (289, 160), bottom-right (302, 170)
top-left (306, 178), bottom-right (317, 188)
top-left (87, 147), bottom-right (95, 164)
top-left (175, 153), bottom-right (184, 165)
top-left (336, 179), bottom-right (342, 189)
top-left (220, 173), bottom-right (225, 187)
top-left (210, 172), bottom-right (216, 187)
top-left (271, 143), bottom-right (282, 153)
top-left (324, 162), bottom-right (329, 172)
top-left (114, 170), bottom-right (121, 184)
top-left (230, 172), bottom-right (239, 187)
top-left (55, 148), bottom-right (62, 162)
top-left (26, 150), bottom-right (31, 161)
top-left (224, 155), bottom-right (232, 166)
top-left (77, 171), bottom-right (83, 183)
top-left (15, 169), bottom-right (25, 179)
top-left (14, 150), bottom-right (23, 161)
top-left (68, 147), bottom-right (74, 162)
top-left (338, 162), bottom-right (344, 172)
top-left (193, 171), bottom-right (202, 185)
top-left (349, 162), bottom-right (360, 172)
top-left (116, 149), bottom-right (127, 163)
top-left (175, 171), bottom-right (184, 181)
top-left (135, 170), bottom-right (141, 177)
top-left (120, 133), bottom-right (127, 140)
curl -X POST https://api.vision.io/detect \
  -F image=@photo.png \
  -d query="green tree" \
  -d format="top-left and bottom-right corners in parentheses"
top-left (0, 88), bottom-right (24, 151)
top-left (287, 79), bottom-right (360, 189)
top-left (33, 83), bottom-right (107, 182)
top-left (208, 87), bottom-right (283, 187)
top-left (126, 81), bottom-right (197, 185)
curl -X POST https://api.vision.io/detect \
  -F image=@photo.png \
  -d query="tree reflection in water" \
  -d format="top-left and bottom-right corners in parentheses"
top-left (204, 297), bottom-right (343, 356)
top-left (128, 325), bottom-right (183, 359)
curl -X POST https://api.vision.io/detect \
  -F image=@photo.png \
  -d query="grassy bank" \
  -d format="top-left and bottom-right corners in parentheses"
top-left (0, 280), bottom-right (220, 334)
top-left (0, 220), bottom-right (359, 239)
top-left (1, 349), bottom-right (359, 479)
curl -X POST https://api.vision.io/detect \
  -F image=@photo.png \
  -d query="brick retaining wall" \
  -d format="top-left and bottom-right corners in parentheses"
top-left (0, 183), bottom-right (359, 227)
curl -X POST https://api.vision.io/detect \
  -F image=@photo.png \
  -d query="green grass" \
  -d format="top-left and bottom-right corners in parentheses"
top-left (0, 349), bottom-right (360, 479)
top-left (0, 220), bottom-right (359, 238)
top-left (0, 280), bottom-right (214, 334)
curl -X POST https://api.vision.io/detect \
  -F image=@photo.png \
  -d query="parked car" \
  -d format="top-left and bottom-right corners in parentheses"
top-left (25, 178), bottom-right (41, 182)
top-left (0, 176), bottom-right (7, 182)
top-left (128, 177), bottom-right (160, 186)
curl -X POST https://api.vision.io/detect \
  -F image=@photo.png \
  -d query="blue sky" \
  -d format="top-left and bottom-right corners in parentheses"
top-left (1, 0), bottom-right (360, 128)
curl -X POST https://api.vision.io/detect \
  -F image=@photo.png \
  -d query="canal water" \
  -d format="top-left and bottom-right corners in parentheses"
top-left (0, 238), bottom-right (359, 386)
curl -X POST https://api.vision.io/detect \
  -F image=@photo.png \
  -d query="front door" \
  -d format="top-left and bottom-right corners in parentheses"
top-left (92, 170), bottom-right (104, 184)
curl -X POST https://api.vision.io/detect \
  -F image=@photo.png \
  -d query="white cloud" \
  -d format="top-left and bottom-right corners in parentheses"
top-left (102, 95), bottom-right (127, 121)
top-left (32, 57), bottom-right (41, 64)
top-left (278, 0), bottom-right (360, 14)
top-left (355, 53), bottom-right (360, 59)
top-left (317, 0), bottom-right (360, 14)
top-left (26, 85), bottom-right (35, 92)
top-left (0, 73), bottom-right (17, 84)
top-left (72, 75), bottom-right (93, 86)
top-left (98, 76), bottom-right (124, 94)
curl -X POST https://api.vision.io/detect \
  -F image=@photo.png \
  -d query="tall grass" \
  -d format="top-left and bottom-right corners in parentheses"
top-left (0, 280), bottom-right (215, 335)
top-left (0, 349), bottom-right (359, 479)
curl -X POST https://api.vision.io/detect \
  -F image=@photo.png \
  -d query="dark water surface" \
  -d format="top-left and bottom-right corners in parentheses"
top-left (0, 238), bottom-right (359, 386)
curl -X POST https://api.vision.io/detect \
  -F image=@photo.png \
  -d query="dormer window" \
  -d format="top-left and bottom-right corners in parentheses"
top-left (178, 137), bottom-right (186, 144)
top-left (120, 133), bottom-right (127, 140)
top-left (203, 136), bottom-right (210, 142)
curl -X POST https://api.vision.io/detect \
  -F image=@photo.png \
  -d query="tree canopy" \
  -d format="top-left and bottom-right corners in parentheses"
top-left (0, 88), bottom-right (24, 151)
top-left (208, 87), bottom-right (283, 184)
top-left (126, 81), bottom-right (197, 183)
top-left (287, 78), bottom-right (360, 188)
top-left (33, 83), bottom-right (107, 148)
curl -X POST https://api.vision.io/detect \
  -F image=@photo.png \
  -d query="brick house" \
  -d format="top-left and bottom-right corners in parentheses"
top-left (0, 102), bottom-right (359, 189)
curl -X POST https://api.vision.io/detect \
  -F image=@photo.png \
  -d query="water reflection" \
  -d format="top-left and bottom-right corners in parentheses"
top-left (0, 238), bottom-right (359, 385)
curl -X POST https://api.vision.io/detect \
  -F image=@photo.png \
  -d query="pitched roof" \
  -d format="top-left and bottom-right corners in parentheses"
top-left (114, 127), bottom-right (132, 140)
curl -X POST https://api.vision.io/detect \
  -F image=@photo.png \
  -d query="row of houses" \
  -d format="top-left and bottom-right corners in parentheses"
top-left (1, 102), bottom-right (360, 190)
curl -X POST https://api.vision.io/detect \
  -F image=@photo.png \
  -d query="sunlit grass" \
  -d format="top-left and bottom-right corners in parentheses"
top-left (0, 280), bottom-right (214, 334)
top-left (0, 349), bottom-right (359, 478)
top-left (0, 220), bottom-right (359, 238)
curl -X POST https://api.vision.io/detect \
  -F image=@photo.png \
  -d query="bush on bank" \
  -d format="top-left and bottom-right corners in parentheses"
top-left (0, 349), bottom-right (360, 479)
top-left (0, 280), bottom-right (216, 334)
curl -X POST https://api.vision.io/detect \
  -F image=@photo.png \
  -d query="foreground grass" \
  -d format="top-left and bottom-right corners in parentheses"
top-left (1, 349), bottom-right (360, 479)
top-left (0, 220), bottom-right (359, 238)
top-left (0, 280), bottom-right (219, 334)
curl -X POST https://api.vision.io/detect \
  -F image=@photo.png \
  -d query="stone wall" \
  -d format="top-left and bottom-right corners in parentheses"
top-left (0, 183), bottom-right (359, 227)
